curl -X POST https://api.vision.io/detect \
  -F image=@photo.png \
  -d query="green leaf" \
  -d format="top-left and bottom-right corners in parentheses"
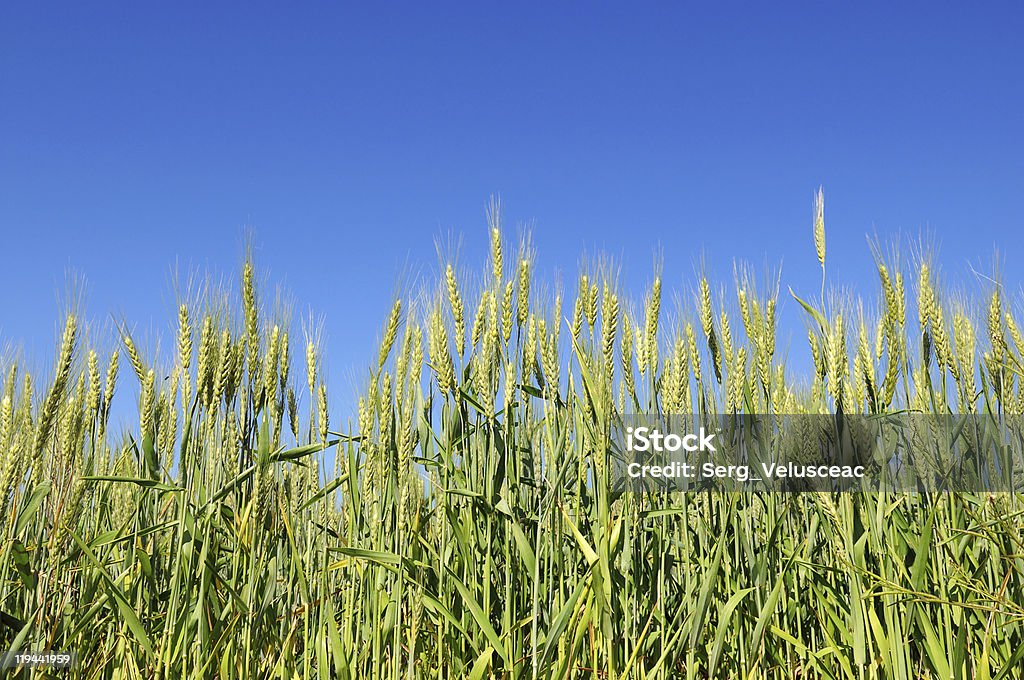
top-left (708, 587), bottom-right (754, 674)
top-left (467, 647), bottom-right (494, 680)
top-left (789, 286), bottom-right (827, 330)
top-left (67, 530), bottom-right (155, 658)
top-left (508, 520), bottom-right (536, 575)
top-left (271, 441), bottom-right (334, 463)
top-left (0, 608), bottom-right (36, 666)
top-left (749, 552), bottom-right (795, 659)
top-left (447, 567), bottom-right (511, 668)
top-left (15, 481), bottom-right (50, 534)
top-left (10, 540), bottom-right (37, 590)
top-left (83, 475), bottom-right (183, 492)
top-left (297, 473), bottom-right (347, 511)
top-left (330, 547), bottom-right (401, 566)
top-left (690, 525), bottom-right (728, 649)
top-left (539, 571), bottom-right (591, 671)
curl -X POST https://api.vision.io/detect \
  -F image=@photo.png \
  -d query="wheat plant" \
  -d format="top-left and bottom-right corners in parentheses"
top-left (2, 196), bottom-right (1024, 679)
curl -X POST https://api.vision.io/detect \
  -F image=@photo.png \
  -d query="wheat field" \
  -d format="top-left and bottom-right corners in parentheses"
top-left (2, 196), bottom-right (1024, 678)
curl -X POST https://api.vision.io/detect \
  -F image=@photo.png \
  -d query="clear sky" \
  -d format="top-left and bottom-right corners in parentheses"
top-left (2, 3), bottom-right (1022, 414)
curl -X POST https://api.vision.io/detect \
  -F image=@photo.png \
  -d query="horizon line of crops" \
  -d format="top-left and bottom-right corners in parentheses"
top-left (2, 190), bottom-right (1024, 678)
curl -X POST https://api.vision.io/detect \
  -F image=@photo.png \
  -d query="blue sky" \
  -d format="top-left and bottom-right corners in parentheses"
top-left (2, 3), bottom-right (1022, 414)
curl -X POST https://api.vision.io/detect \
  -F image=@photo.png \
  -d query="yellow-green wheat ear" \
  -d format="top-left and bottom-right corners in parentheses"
top-left (305, 339), bottom-right (317, 395)
top-left (501, 279), bottom-right (514, 345)
top-left (378, 298), bottom-right (402, 372)
top-left (445, 263), bottom-right (466, 353)
top-left (123, 332), bottom-right (146, 384)
top-left (814, 186), bottom-right (826, 301)
top-left (490, 226), bottom-right (503, 285)
top-left (317, 382), bottom-right (329, 444)
top-left (242, 259), bottom-right (260, 377)
top-left (517, 257), bottom-right (530, 327)
top-left (814, 186), bottom-right (826, 269)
